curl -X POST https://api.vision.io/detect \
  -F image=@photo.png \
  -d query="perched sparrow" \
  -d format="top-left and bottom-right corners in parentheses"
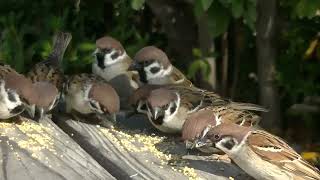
top-left (129, 84), bottom-right (163, 115)
top-left (27, 32), bottom-right (71, 90)
top-left (27, 31), bottom-right (71, 120)
top-left (92, 36), bottom-right (140, 110)
top-left (136, 84), bottom-right (266, 133)
top-left (0, 71), bottom-right (36, 119)
top-left (182, 108), bottom-right (259, 153)
top-left (64, 73), bottom-right (120, 125)
top-left (128, 46), bottom-right (193, 87)
top-left (196, 123), bottom-right (320, 180)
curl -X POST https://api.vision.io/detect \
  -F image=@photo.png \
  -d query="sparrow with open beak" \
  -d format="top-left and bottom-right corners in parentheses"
top-left (27, 31), bottom-right (72, 121)
top-left (196, 123), bottom-right (320, 180)
top-left (64, 73), bottom-right (120, 125)
top-left (134, 84), bottom-right (266, 134)
top-left (128, 46), bottom-right (193, 87)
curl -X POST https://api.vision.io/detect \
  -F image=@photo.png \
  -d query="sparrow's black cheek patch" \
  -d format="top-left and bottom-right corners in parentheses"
top-left (140, 103), bottom-right (147, 111)
top-left (223, 139), bottom-right (236, 150)
top-left (96, 53), bottom-right (106, 69)
top-left (111, 52), bottom-right (119, 60)
top-left (138, 68), bottom-right (147, 83)
top-left (170, 103), bottom-right (177, 114)
top-left (150, 67), bottom-right (160, 74)
top-left (153, 115), bottom-right (164, 125)
top-left (7, 92), bottom-right (16, 102)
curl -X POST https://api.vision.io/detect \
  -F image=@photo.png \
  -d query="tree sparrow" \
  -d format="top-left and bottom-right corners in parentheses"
top-left (27, 31), bottom-right (71, 90)
top-left (92, 36), bottom-right (140, 110)
top-left (64, 73), bottom-right (120, 125)
top-left (27, 31), bottom-right (71, 120)
top-left (128, 46), bottom-right (193, 87)
top-left (134, 84), bottom-right (266, 134)
top-left (196, 123), bottom-right (320, 180)
top-left (182, 108), bottom-right (259, 153)
top-left (0, 71), bottom-right (36, 119)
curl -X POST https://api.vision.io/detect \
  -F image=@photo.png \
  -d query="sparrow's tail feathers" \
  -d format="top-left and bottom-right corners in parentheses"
top-left (230, 102), bottom-right (269, 112)
top-left (47, 31), bottom-right (72, 66)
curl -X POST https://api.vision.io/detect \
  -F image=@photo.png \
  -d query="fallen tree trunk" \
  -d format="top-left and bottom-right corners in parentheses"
top-left (0, 117), bottom-right (115, 180)
top-left (54, 114), bottom-right (251, 180)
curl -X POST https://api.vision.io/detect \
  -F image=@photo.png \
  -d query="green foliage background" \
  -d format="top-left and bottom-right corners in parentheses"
top-left (0, 0), bottom-right (319, 158)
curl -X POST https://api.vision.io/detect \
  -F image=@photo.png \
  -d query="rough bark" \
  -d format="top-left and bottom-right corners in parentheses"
top-left (256, 0), bottom-right (281, 131)
top-left (0, 117), bottom-right (115, 180)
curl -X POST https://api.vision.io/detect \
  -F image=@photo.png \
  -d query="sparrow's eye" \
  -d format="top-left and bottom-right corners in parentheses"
top-left (89, 101), bottom-right (100, 110)
top-left (103, 48), bottom-right (112, 54)
top-left (214, 134), bottom-right (221, 140)
top-left (170, 103), bottom-right (177, 114)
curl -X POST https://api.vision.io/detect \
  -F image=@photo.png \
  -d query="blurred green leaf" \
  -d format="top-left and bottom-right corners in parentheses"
top-left (243, 1), bottom-right (256, 31)
top-left (78, 42), bottom-right (96, 51)
top-left (295, 0), bottom-right (320, 18)
top-left (194, 0), bottom-right (205, 17)
top-left (131, 0), bottom-right (145, 10)
top-left (230, 0), bottom-right (244, 18)
top-left (187, 59), bottom-right (211, 80)
top-left (192, 48), bottom-right (203, 58)
top-left (201, 0), bottom-right (214, 11)
top-left (207, 1), bottom-right (231, 38)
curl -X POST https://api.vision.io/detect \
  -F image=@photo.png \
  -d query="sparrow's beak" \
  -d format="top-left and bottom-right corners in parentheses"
top-left (128, 62), bottom-right (142, 71)
top-left (106, 113), bottom-right (117, 123)
top-left (25, 104), bottom-right (36, 119)
top-left (185, 140), bottom-right (196, 149)
top-left (152, 107), bottom-right (160, 120)
top-left (194, 138), bottom-right (208, 148)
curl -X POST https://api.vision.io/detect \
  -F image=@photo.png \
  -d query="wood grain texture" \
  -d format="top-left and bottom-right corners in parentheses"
top-left (55, 113), bottom-right (252, 180)
top-left (0, 117), bottom-right (115, 180)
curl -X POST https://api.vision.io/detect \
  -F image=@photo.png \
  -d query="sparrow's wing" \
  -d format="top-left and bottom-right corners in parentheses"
top-left (248, 130), bottom-right (320, 180)
top-left (170, 66), bottom-right (193, 87)
top-left (0, 64), bottom-right (18, 78)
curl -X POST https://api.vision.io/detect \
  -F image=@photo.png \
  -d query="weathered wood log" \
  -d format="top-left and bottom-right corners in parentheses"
top-left (55, 113), bottom-right (252, 180)
top-left (0, 117), bottom-right (115, 180)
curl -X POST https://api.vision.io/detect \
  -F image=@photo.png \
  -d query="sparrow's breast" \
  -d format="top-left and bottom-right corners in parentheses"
top-left (65, 90), bottom-right (93, 114)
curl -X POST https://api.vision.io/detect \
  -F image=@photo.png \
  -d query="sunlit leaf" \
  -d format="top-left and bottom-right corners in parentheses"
top-left (304, 38), bottom-right (318, 60)
top-left (78, 42), bottom-right (96, 52)
top-left (301, 152), bottom-right (320, 162)
top-left (131, 0), bottom-right (145, 11)
top-left (187, 59), bottom-right (211, 80)
top-left (192, 48), bottom-right (203, 58)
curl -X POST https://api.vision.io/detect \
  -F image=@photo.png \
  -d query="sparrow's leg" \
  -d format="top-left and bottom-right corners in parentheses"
top-left (34, 108), bottom-right (45, 122)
